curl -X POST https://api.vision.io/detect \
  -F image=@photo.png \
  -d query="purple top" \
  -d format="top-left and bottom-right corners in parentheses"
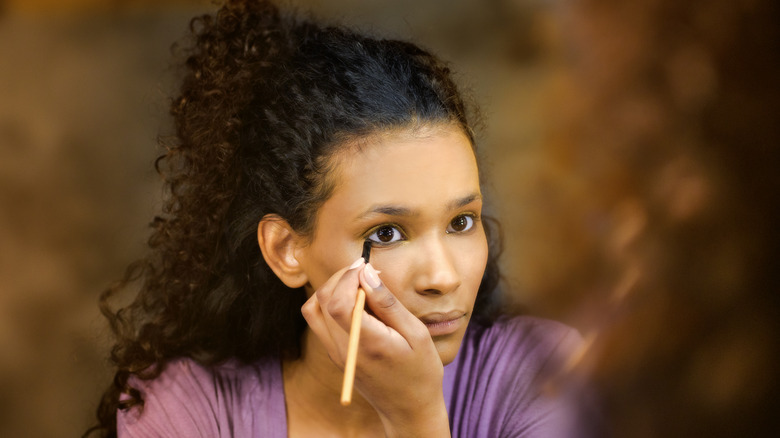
top-left (118, 316), bottom-right (580, 437)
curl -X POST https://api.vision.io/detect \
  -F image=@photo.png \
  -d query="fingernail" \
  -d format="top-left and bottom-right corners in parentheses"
top-left (364, 263), bottom-right (382, 289)
top-left (348, 257), bottom-right (365, 270)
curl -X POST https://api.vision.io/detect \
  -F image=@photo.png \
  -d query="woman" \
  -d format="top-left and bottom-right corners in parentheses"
top-left (89, 1), bottom-right (579, 436)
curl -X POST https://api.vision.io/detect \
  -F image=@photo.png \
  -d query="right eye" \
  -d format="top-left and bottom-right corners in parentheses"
top-left (367, 225), bottom-right (405, 244)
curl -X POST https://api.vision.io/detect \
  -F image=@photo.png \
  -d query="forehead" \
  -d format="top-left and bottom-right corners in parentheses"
top-left (323, 125), bottom-right (481, 215)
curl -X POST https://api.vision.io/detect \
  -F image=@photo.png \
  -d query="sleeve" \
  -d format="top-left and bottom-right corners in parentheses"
top-left (117, 359), bottom-right (243, 438)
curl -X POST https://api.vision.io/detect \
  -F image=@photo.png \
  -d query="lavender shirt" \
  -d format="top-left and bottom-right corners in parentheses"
top-left (118, 316), bottom-right (580, 437)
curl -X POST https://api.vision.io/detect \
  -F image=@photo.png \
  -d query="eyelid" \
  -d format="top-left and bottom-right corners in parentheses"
top-left (455, 211), bottom-right (481, 222)
top-left (362, 222), bottom-right (408, 244)
top-left (446, 212), bottom-right (481, 233)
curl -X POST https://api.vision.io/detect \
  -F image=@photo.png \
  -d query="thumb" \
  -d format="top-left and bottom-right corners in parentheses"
top-left (360, 263), bottom-right (426, 340)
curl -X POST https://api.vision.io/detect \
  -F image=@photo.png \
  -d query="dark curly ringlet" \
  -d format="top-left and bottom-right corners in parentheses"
top-left (87, 1), bottom-right (503, 436)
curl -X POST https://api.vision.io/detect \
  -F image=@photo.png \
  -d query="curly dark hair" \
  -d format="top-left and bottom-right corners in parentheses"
top-left (86, 1), bottom-right (503, 436)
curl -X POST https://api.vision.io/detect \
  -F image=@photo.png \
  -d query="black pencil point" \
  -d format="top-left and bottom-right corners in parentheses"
top-left (361, 240), bottom-right (372, 263)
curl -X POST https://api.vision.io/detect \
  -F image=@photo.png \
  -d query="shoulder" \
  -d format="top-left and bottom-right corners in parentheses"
top-left (462, 315), bottom-right (580, 371)
top-left (473, 314), bottom-right (577, 342)
top-left (444, 315), bottom-right (582, 437)
top-left (117, 357), bottom-right (285, 437)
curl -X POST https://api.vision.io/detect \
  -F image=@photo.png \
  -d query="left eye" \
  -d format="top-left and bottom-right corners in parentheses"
top-left (446, 215), bottom-right (475, 233)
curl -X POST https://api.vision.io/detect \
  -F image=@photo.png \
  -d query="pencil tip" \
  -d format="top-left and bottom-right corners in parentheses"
top-left (361, 239), bottom-right (372, 263)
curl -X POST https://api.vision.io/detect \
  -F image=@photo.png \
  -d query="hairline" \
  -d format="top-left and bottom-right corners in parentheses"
top-left (296, 120), bottom-right (476, 245)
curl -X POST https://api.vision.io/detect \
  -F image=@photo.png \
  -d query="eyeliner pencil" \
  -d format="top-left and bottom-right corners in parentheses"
top-left (340, 240), bottom-right (372, 406)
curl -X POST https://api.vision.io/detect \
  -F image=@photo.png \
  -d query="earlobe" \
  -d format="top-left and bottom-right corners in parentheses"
top-left (257, 215), bottom-right (308, 288)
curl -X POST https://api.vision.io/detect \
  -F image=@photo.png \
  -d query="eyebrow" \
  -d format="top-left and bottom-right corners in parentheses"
top-left (356, 192), bottom-right (482, 220)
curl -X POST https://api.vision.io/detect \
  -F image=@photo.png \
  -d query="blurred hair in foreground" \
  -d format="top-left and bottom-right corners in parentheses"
top-left (536, 0), bottom-right (780, 435)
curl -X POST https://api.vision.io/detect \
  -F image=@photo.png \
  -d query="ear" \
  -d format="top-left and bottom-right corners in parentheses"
top-left (257, 214), bottom-right (308, 288)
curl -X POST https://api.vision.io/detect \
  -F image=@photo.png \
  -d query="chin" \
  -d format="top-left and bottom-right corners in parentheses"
top-left (434, 336), bottom-right (464, 366)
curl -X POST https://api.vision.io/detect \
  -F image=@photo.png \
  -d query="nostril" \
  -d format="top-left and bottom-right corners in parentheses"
top-left (414, 240), bottom-right (461, 294)
top-left (416, 264), bottom-right (461, 295)
top-left (420, 277), bottom-right (460, 296)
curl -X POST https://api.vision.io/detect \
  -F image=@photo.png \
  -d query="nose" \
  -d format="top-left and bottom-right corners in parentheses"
top-left (412, 235), bottom-right (461, 296)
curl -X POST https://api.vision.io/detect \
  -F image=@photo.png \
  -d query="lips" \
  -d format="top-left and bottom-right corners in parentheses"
top-left (419, 311), bottom-right (467, 337)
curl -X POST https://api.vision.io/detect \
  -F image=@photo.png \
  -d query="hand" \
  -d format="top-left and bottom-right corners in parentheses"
top-left (301, 259), bottom-right (450, 438)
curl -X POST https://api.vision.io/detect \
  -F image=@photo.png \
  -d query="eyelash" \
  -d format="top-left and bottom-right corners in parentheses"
top-left (363, 213), bottom-right (480, 246)
top-left (364, 222), bottom-right (407, 246)
top-left (446, 213), bottom-right (479, 234)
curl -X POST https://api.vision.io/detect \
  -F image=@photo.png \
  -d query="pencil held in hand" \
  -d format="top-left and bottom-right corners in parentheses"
top-left (340, 240), bottom-right (372, 406)
top-left (341, 287), bottom-right (366, 405)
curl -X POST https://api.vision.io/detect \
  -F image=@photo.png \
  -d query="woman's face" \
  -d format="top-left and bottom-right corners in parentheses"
top-left (297, 124), bottom-right (488, 365)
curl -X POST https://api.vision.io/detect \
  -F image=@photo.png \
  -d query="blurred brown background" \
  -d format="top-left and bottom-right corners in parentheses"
top-left (0, 1), bottom-right (561, 435)
top-left (3, 0), bottom-right (778, 436)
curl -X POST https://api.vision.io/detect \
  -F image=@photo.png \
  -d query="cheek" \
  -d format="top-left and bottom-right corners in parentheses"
top-left (301, 239), bottom-right (354, 292)
top-left (459, 234), bottom-right (489, 296)
top-left (365, 249), bottom-right (411, 294)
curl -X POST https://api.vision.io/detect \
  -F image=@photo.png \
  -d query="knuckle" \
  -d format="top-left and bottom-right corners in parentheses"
top-left (375, 290), bottom-right (397, 310)
top-left (408, 323), bottom-right (431, 345)
top-left (327, 299), bottom-right (349, 320)
top-left (363, 348), bottom-right (386, 362)
top-left (410, 328), bottom-right (430, 345)
top-left (362, 340), bottom-right (391, 362)
top-left (300, 301), bottom-right (314, 320)
top-left (315, 287), bottom-right (330, 302)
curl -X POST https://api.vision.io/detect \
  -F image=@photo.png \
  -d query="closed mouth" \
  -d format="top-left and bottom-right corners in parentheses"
top-left (419, 311), bottom-right (467, 336)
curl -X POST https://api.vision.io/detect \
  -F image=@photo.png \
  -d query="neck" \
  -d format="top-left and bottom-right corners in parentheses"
top-left (283, 330), bottom-right (384, 437)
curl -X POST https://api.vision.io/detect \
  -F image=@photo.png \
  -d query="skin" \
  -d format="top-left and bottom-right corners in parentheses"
top-left (281, 124), bottom-right (488, 437)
